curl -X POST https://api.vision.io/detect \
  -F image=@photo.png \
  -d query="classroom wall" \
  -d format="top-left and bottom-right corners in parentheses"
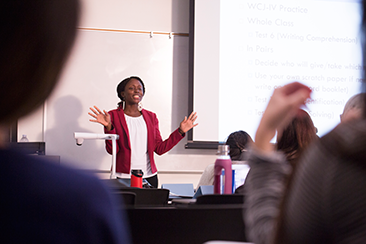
top-left (18, 0), bottom-right (217, 188)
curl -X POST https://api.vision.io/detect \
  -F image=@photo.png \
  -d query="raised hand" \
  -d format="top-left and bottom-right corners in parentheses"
top-left (179, 111), bottom-right (198, 134)
top-left (255, 82), bottom-right (312, 153)
top-left (88, 106), bottom-right (112, 130)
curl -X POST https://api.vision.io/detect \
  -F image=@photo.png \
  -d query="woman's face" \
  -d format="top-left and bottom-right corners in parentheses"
top-left (122, 78), bottom-right (144, 105)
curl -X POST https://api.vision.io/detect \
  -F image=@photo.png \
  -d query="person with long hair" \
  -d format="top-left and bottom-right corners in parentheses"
top-left (245, 7), bottom-right (366, 239)
top-left (89, 76), bottom-right (198, 188)
top-left (245, 73), bottom-right (366, 244)
top-left (276, 109), bottom-right (317, 166)
top-left (0, 1), bottom-right (131, 243)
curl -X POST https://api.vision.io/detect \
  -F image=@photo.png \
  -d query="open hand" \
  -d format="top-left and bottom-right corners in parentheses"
top-left (88, 106), bottom-right (111, 130)
top-left (179, 112), bottom-right (198, 134)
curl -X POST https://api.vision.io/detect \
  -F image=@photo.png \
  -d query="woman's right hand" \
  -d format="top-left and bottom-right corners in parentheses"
top-left (89, 106), bottom-right (112, 130)
top-left (255, 82), bottom-right (312, 153)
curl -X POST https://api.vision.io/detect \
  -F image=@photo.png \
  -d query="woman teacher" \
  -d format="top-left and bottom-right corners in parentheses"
top-left (89, 76), bottom-right (198, 188)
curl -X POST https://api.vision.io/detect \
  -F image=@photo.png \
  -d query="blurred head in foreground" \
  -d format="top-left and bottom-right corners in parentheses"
top-left (0, 1), bottom-right (79, 132)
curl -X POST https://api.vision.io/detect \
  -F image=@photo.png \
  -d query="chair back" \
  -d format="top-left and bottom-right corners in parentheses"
top-left (116, 188), bottom-right (169, 206)
top-left (101, 179), bottom-right (169, 206)
top-left (114, 191), bottom-right (136, 206)
top-left (195, 194), bottom-right (244, 205)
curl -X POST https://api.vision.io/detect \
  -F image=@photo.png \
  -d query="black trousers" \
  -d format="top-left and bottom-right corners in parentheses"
top-left (145, 174), bottom-right (158, 188)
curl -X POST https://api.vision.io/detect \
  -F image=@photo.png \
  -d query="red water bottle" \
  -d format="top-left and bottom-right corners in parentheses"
top-left (214, 145), bottom-right (232, 194)
top-left (131, 169), bottom-right (143, 188)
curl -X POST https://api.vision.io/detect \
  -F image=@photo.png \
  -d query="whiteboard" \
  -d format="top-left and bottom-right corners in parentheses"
top-left (44, 29), bottom-right (190, 170)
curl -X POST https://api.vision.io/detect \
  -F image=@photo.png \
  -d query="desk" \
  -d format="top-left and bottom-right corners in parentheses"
top-left (9, 142), bottom-right (45, 155)
top-left (124, 204), bottom-right (247, 244)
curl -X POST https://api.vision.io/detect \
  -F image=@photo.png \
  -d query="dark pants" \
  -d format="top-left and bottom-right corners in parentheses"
top-left (145, 174), bottom-right (158, 188)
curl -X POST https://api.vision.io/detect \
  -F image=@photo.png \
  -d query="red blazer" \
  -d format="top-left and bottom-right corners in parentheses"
top-left (104, 107), bottom-right (184, 174)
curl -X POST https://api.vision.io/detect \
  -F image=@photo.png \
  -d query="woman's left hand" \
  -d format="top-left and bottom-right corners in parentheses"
top-left (179, 112), bottom-right (198, 134)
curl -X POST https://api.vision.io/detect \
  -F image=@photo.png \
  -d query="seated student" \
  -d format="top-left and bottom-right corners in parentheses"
top-left (244, 80), bottom-right (366, 244)
top-left (0, 1), bottom-right (131, 243)
top-left (236, 110), bottom-right (317, 195)
top-left (196, 130), bottom-right (253, 190)
top-left (276, 109), bottom-right (318, 166)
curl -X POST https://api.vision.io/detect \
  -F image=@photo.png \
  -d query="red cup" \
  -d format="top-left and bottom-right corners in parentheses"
top-left (131, 169), bottom-right (143, 188)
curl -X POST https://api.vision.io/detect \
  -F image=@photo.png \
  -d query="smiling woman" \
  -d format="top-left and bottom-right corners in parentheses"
top-left (89, 76), bottom-right (198, 187)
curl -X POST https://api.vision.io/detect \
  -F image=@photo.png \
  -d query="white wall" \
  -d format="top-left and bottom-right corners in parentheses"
top-left (18, 0), bottom-right (217, 188)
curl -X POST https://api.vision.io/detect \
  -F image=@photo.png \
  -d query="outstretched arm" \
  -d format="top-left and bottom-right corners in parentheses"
top-left (152, 112), bottom-right (197, 155)
top-left (244, 82), bottom-right (312, 244)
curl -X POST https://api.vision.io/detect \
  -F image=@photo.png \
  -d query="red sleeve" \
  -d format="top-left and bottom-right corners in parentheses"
top-left (153, 114), bottom-right (185, 155)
